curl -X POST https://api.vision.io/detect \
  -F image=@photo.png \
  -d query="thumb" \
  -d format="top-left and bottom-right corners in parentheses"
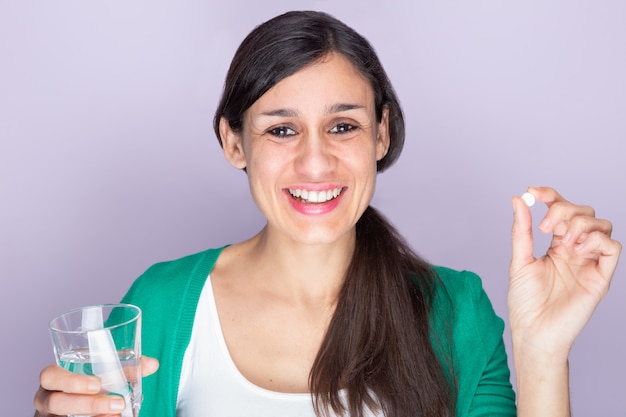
top-left (141, 356), bottom-right (159, 377)
top-left (511, 195), bottom-right (535, 273)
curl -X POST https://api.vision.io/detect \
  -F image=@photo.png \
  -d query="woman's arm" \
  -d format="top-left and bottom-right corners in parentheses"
top-left (508, 186), bottom-right (621, 416)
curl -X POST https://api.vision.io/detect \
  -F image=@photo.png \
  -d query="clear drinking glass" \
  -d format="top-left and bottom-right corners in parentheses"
top-left (49, 304), bottom-right (142, 417)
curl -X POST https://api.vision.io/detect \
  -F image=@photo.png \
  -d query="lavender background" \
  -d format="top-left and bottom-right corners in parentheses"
top-left (2, 1), bottom-right (625, 415)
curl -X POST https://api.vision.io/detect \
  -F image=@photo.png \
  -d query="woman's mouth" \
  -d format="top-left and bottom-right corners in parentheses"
top-left (288, 187), bottom-right (344, 204)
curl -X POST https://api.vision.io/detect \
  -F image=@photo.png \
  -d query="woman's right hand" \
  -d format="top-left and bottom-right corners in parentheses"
top-left (33, 357), bottom-right (159, 417)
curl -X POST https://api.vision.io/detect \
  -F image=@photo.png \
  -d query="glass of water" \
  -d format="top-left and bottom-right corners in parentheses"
top-left (49, 304), bottom-right (142, 417)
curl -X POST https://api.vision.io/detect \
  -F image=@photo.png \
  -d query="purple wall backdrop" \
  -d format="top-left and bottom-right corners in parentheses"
top-left (2, 1), bottom-right (624, 415)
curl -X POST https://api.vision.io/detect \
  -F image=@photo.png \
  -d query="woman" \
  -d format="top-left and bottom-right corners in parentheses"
top-left (34, 10), bottom-right (621, 417)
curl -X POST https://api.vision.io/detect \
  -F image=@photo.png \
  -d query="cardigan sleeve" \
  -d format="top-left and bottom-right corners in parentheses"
top-left (432, 267), bottom-right (517, 417)
top-left (467, 337), bottom-right (517, 416)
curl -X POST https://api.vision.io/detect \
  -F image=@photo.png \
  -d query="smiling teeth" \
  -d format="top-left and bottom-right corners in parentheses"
top-left (288, 188), bottom-right (343, 203)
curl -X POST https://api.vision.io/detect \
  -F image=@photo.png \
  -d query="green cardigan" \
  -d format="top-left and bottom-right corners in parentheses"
top-left (122, 247), bottom-right (517, 416)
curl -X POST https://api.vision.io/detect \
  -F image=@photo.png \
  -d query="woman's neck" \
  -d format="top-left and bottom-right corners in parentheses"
top-left (221, 225), bottom-right (355, 307)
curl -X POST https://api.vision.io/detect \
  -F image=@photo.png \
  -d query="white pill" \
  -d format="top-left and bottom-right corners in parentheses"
top-left (521, 192), bottom-right (536, 207)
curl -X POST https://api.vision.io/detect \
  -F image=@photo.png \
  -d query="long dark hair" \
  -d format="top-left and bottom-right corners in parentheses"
top-left (214, 10), bottom-right (456, 417)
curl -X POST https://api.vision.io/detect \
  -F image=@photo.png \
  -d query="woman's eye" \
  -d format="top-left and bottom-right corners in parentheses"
top-left (330, 123), bottom-right (358, 134)
top-left (268, 126), bottom-right (296, 138)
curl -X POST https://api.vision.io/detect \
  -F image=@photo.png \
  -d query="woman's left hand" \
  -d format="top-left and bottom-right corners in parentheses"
top-left (508, 186), bottom-right (621, 358)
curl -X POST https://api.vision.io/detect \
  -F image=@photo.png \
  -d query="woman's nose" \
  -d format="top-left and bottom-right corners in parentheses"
top-left (294, 133), bottom-right (335, 179)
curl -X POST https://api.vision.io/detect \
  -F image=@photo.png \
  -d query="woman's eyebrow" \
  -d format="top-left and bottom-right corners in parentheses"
top-left (259, 108), bottom-right (299, 117)
top-left (258, 103), bottom-right (367, 118)
top-left (325, 103), bottom-right (367, 114)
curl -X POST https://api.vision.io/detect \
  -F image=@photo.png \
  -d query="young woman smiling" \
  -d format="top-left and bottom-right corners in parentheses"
top-left (34, 10), bottom-right (621, 417)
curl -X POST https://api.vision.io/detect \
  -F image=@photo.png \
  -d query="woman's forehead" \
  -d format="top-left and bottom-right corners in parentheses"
top-left (247, 53), bottom-right (375, 116)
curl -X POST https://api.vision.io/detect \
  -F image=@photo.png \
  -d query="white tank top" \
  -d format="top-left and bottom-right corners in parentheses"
top-left (176, 275), bottom-right (380, 417)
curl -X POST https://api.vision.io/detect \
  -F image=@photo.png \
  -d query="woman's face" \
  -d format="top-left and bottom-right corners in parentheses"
top-left (221, 53), bottom-right (390, 246)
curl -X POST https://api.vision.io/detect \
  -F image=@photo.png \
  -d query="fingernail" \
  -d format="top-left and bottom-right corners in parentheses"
top-left (110, 397), bottom-right (126, 411)
top-left (562, 233), bottom-right (572, 243)
top-left (539, 218), bottom-right (550, 230)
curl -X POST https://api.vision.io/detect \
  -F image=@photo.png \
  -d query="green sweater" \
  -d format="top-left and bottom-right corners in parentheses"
top-left (122, 246), bottom-right (517, 416)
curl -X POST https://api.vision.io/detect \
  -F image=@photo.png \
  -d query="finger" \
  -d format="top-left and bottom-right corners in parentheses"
top-left (40, 364), bottom-right (101, 394)
top-left (526, 187), bottom-right (574, 236)
top-left (561, 216), bottom-right (613, 247)
top-left (121, 355), bottom-right (159, 382)
top-left (576, 232), bottom-right (623, 279)
top-left (527, 186), bottom-right (568, 206)
top-left (537, 200), bottom-right (595, 236)
top-left (35, 388), bottom-right (126, 416)
top-left (511, 195), bottom-right (535, 272)
top-left (529, 186), bottom-right (593, 234)
top-left (141, 356), bottom-right (159, 377)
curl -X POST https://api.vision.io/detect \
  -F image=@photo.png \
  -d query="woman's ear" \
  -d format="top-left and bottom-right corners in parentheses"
top-left (219, 117), bottom-right (247, 169)
top-left (375, 107), bottom-right (391, 161)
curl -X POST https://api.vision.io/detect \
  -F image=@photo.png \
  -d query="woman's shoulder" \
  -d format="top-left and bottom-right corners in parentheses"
top-left (431, 265), bottom-right (483, 291)
top-left (429, 265), bottom-right (504, 340)
top-left (122, 246), bottom-right (228, 304)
